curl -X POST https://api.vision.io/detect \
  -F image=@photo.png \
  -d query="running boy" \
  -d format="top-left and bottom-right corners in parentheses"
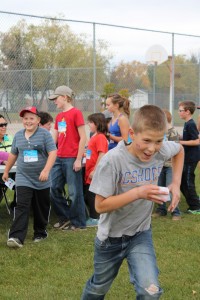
top-left (3, 106), bottom-right (57, 248)
top-left (81, 105), bottom-right (184, 299)
top-left (178, 100), bottom-right (200, 214)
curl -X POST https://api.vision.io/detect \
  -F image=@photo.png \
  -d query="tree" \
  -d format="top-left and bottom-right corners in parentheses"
top-left (110, 60), bottom-right (150, 92)
top-left (0, 18), bottom-right (112, 109)
top-left (118, 89), bottom-right (130, 98)
top-left (151, 55), bottom-right (200, 106)
top-left (100, 82), bottom-right (115, 110)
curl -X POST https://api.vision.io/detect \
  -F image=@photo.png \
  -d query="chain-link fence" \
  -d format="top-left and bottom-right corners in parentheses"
top-left (0, 11), bottom-right (200, 135)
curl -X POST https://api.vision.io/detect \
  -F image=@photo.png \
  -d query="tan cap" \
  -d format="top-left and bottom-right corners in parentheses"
top-left (48, 86), bottom-right (74, 100)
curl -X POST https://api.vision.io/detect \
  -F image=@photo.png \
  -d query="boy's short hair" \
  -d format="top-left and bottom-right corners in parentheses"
top-left (38, 111), bottom-right (53, 125)
top-left (132, 105), bottom-right (167, 133)
top-left (178, 100), bottom-right (196, 115)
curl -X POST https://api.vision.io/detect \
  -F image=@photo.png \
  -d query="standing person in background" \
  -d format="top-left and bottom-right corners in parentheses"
top-left (0, 114), bottom-right (16, 210)
top-left (9, 111), bottom-right (55, 212)
top-left (38, 111), bottom-right (53, 132)
top-left (4, 106), bottom-right (57, 248)
top-left (153, 109), bottom-right (181, 220)
top-left (106, 94), bottom-right (131, 150)
top-left (84, 113), bottom-right (108, 227)
top-left (0, 114), bottom-right (13, 152)
top-left (178, 101), bottom-right (200, 214)
top-left (48, 86), bottom-right (87, 231)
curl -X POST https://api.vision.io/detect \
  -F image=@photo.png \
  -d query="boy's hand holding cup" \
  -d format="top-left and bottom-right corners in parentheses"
top-left (159, 187), bottom-right (171, 202)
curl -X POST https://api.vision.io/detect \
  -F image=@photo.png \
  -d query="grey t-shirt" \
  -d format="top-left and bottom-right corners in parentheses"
top-left (90, 140), bottom-right (181, 241)
top-left (11, 127), bottom-right (56, 189)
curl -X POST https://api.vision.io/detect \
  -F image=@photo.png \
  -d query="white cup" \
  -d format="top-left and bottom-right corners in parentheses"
top-left (159, 186), bottom-right (171, 202)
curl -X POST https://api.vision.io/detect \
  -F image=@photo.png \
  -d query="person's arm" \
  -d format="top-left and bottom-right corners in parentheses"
top-left (53, 129), bottom-right (58, 145)
top-left (179, 139), bottom-right (199, 146)
top-left (197, 115), bottom-right (200, 132)
top-left (73, 125), bottom-right (86, 172)
top-left (108, 133), bottom-right (122, 143)
top-left (39, 149), bottom-right (57, 181)
top-left (89, 152), bottom-right (105, 179)
top-left (167, 144), bottom-right (184, 212)
top-left (95, 184), bottom-right (170, 214)
top-left (2, 153), bottom-right (18, 182)
top-left (118, 115), bottom-right (130, 142)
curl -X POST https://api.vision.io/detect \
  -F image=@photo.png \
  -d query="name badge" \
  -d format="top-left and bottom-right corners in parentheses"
top-left (86, 149), bottom-right (92, 159)
top-left (110, 133), bottom-right (115, 143)
top-left (5, 178), bottom-right (15, 190)
top-left (58, 121), bottom-right (67, 133)
top-left (23, 150), bottom-right (38, 162)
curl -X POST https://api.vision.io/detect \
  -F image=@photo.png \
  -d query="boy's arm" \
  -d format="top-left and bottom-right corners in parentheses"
top-left (168, 145), bottom-right (184, 212)
top-left (2, 153), bottom-right (17, 182)
top-left (39, 149), bottom-right (57, 181)
top-left (73, 125), bottom-right (86, 172)
top-left (179, 139), bottom-right (199, 146)
top-left (95, 184), bottom-right (170, 214)
top-left (197, 115), bottom-right (200, 132)
top-left (53, 129), bottom-right (58, 144)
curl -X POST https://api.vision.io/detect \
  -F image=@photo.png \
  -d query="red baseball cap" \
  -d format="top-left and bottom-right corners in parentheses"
top-left (19, 106), bottom-right (39, 117)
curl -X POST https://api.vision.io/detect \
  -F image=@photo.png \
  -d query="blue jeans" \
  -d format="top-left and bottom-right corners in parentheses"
top-left (50, 157), bottom-right (86, 227)
top-left (81, 228), bottom-right (163, 299)
top-left (156, 166), bottom-right (180, 216)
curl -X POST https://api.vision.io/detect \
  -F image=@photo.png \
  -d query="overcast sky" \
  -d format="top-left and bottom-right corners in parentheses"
top-left (1, 0), bottom-right (200, 63)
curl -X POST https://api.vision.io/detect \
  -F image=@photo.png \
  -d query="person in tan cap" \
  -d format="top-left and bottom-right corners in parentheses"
top-left (49, 86), bottom-right (87, 230)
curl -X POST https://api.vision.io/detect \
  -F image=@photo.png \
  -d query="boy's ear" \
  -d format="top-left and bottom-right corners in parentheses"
top-left (129, 128), bottom-right (134, 139)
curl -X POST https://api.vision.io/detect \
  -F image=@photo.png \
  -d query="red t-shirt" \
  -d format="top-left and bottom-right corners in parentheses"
top-left (55, 108), bottom-right (85, 157)
top-left (85, 133), bottom-right (108, 184)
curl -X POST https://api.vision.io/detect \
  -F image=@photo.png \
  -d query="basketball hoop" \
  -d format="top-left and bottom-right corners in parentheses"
top-left (145, 45), bottom-right (169, 107)
top-left (145, 45), bottom-right (168, 66)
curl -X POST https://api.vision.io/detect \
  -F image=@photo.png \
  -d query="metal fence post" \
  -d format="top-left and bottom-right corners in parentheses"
top-left (170, 33), bottom-right (175, 116)
top-left (93, 22), bottom-right (96, 113)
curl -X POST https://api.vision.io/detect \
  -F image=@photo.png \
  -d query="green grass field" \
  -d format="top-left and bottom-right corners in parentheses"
top-left (0, 167), bottom-right (200, 300)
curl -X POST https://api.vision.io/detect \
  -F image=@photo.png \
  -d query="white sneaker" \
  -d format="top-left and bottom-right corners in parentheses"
top-left (53, 220), bottom-right (70, 229)
top-left (7, 238), bottom-right (23, 248)
top-left (33, 236), bottom-right (47, 243)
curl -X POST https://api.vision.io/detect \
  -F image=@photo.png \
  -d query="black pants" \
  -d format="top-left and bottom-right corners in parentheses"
top-left (9, 186), bottom-right (50, 244)
top-left (83, 184), bottom-right (99, 219)
top-left (180, 162), bottom-right (200, 210)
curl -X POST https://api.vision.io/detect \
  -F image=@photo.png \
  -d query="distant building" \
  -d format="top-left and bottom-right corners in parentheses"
top-left (129, 89), bottom-right (148, 109)
top-left (0, 90), bottom-right (11, 111)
